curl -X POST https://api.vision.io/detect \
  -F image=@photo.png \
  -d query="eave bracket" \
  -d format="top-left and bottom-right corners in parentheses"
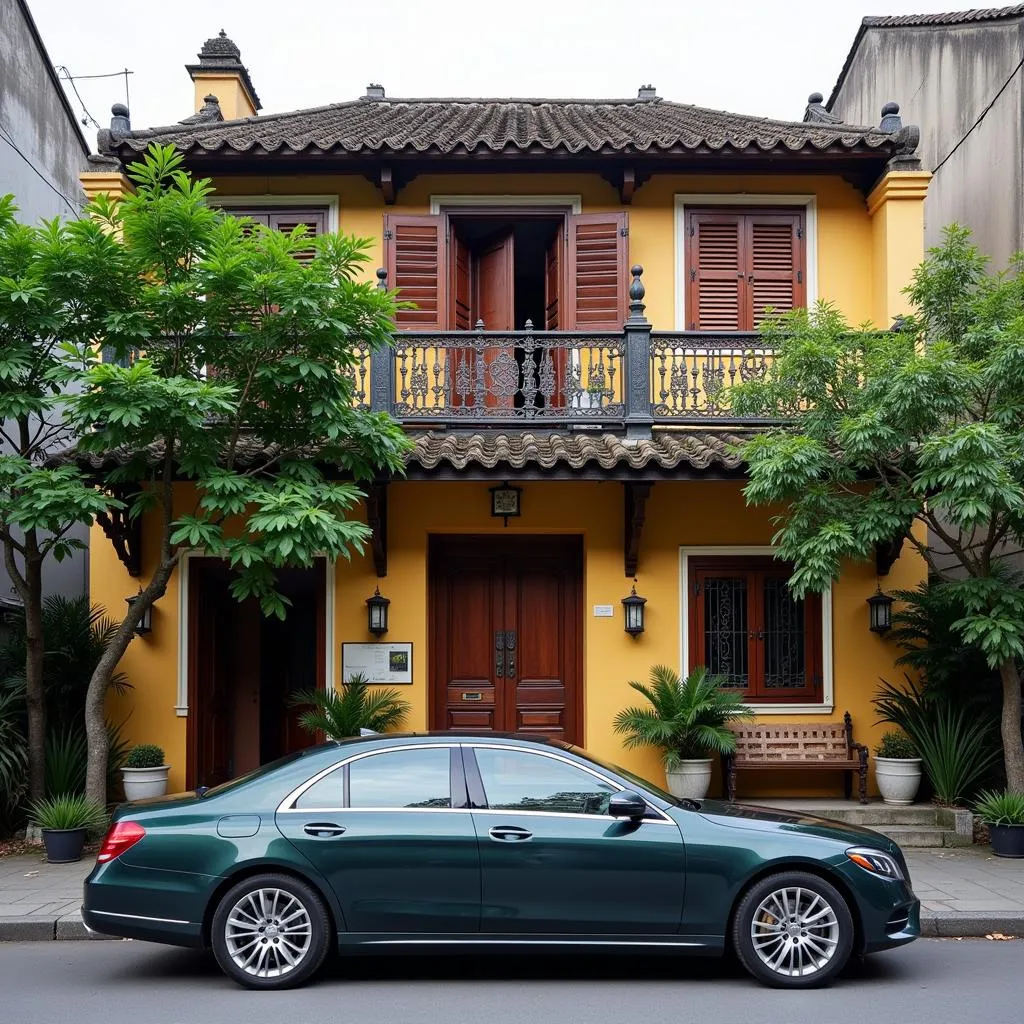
top-left (624, 481), bottom-right (652, 577)
top-left (366, 482), bottom-right (388, 576)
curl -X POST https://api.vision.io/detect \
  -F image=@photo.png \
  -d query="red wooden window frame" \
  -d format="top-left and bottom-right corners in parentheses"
top-left (688, 556), bottom-right (822, 702)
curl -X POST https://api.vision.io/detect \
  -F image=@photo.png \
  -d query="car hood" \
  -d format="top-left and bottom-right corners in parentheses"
top-left (695, 799), bottom-right (894, 850)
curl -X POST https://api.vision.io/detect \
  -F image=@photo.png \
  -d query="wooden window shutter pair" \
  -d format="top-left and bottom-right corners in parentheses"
top-left (686, 209), bottom-right (806, 331)
top-left (220, 207), bottom-right (328, 263)
top-left (383, 212), bottom-right (629, 330)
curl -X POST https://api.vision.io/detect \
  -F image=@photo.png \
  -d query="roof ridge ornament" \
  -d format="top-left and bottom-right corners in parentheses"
top-left (878, 101), bottom-right (922, 170)
top-left (180, 94), bottom-right (224, 125)
top-left (803, 91), bottom-right (842, 124)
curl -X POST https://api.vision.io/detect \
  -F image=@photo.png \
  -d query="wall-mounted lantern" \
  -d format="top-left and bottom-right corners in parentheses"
top-left (125, 592), bottom-right (152, 636)
top-left (366, 585), bottom-right (390, 638)
top-left (490, 481), bottom-right (522, 527)
top-left (867, 587), bottom-right (893, 634)
top-left (622, 580), bottom-right (647, 637)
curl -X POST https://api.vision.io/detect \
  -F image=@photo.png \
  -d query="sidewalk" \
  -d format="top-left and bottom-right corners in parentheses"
top-left (0, 844), bottom-right (1021, 942)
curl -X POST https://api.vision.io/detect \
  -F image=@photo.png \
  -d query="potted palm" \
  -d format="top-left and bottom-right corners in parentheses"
top-left (290, 673), bottom-right (411, 739)
top-left (874, 730), bottom-right (922, 805)
top-left (974, 790), bottom-right (1024, 858)
top-left (29, 793), bottom-right (107, 863)
top-left (613, 665), bottom-right (751, 800)
top-left (122, 744), bottom-right (170, 800)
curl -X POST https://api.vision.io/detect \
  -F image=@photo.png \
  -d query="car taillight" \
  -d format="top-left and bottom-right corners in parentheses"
top-left (96, 820), bottom-right (146, 863)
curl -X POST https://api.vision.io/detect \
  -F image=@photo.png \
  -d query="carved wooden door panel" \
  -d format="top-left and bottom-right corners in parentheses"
top-left (430, 537), bottom-right (581, 742)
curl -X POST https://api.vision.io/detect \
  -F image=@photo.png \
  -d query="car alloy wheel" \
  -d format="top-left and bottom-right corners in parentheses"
top-left (211, 873), bottom-right (330, 990)
top-left (732, 871), bottom-right (853, 988)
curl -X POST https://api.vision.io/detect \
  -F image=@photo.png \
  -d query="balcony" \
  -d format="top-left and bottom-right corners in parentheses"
top-left (352, 268), bottom-right (778, 436)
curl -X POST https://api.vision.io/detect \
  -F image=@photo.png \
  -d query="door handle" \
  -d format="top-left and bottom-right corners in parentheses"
top-left (488, 825), bottom-right (533, 842)
top-left (505, 631), bottom-right (516, 680)
top-left (302, 823), bottom-right (346, 838)
top-left (495, 630), bottom-right (505, 678)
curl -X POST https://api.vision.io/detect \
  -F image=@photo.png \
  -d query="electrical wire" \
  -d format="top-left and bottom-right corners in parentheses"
top-left (933, 53), bottom-right (1024, 175)
top-left (54, 66), bottom-right (134, 125)
top-left (53, 65), bottom-right (100, 129)
top-left (0, 120), bottom-right (84, 216)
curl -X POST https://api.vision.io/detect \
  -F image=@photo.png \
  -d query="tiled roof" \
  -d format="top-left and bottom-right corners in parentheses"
top-left (829, 6), bottom-right (1024, 108)
top-left (56, 431), bottom-right (749, 476)
top-left (108, 95), bottom-right (896, 160)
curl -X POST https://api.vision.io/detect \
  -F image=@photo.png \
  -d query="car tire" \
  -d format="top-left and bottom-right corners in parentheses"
top-left (732, 871), bottom-right (854, 989)
top-left (211, 872), bottom-right (331, 990)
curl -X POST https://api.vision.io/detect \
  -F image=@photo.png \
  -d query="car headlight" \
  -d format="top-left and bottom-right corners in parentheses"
top-left (846, 846), bottom-right (905, 880)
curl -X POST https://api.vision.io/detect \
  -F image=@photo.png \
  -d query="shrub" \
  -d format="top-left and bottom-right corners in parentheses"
top-left (290, 674), bottom-right (411, 739)
top-left (974, 789), bottom-right (1024, 826)
top-left (613, 665), bottom-right (752, 766)
top-left (875, 731), bottom-right (918, 759)
top-left (29, 793), bottom-right (108, 833)
top-left (124, 744), bottom-right (165, 769)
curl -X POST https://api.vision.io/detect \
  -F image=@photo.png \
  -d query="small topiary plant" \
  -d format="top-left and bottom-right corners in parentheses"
top-left (875, 730), bottom-right (918, 759)
top-left (124, 744), bottom-right (166, 769)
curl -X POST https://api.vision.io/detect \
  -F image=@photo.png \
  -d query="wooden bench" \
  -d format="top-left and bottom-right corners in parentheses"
top-left (722, 712), bottom-right (869, 804)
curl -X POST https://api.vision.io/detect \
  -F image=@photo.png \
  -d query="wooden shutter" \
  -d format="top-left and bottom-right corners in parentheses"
top-left (747, 212), bottom-right (805, 326)
top-left (687, 211), bottom-right (744, 332)
top-left (384, 214), bottom-right (447, 330)
top-left (266, 208), bottom-right (327, 263)
top-left (449, 230), bottom-right (471, 331)
top-left (565, 212), bottom-right (628, 330)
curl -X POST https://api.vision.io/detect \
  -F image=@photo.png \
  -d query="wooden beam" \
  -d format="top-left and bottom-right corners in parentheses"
top-left (366, 482), bottom-right (388, 576)
top-left (379, 166), bottom-right (396, 205)
top-left (875, 535), bottom-right (904, 576)
top-left (95, 490), bottom-right (142, 577)
top-left (620, 167), bottom-right (636, 205)
top-left (624, 481), bottom-right (652, 576)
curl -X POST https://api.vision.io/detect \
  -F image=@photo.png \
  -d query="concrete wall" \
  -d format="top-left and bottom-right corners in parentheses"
top-left (830, 17), bottom-right (1024, 270)
top-left (0, 1), bottom-right (91, 606)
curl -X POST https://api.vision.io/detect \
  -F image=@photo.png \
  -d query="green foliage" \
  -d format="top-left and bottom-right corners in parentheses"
top-left (612, 665), bottom-right (752, 765)
top-left (874, 677), bottom-right (999, 804)
top-left (0, 689), bottom-right (27, 828)
top-left (44, 725), bottom-right (88, 796)
top-left (974, 789), bottom-right (1024, 826)
top-left (731, 226), bottom-right (1024, 791)
top-left (290, 673), bottom-right (411, 740)
top-left (124, 744), bottom-right (165, 769)
top-left (29, 792), bottom-right (107, 833)
top-left (875, 730), bottom-right (918, 759)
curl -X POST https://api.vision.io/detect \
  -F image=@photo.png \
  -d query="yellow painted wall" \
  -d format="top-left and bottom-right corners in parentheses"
top-left (209, 171), bottom-right (879, 329)
top-left (91, 480), bottom-right (925, 798)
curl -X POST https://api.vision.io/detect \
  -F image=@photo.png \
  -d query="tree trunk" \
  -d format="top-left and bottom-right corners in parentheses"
top-left (84, 554), bottom-right (179, 807)
top-left (998, 657), bottom-right (1024, 793)
top-left (23, 545), bottom-right (45, 803)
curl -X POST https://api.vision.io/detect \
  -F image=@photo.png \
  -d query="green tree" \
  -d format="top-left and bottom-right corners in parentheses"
top-left (731, 227), bottom-right (1024, 792)
top-left (57, 145), bottom-right (408, 806)
top-left (0, 197), bottom-right (120, 803)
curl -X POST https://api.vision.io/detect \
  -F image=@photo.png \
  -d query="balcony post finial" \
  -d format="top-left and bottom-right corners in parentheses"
top-left (376, 267), bottom-right (388, 290)
top-left (626, 265), bottom-right (648, 326)
top-left (623, 265), bottom-right (653, 439)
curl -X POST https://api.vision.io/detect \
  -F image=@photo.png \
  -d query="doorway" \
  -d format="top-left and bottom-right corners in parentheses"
top-left (429, 536), bottom-right (583, 743)
top-left (187, 558), bottom-right (327, 788)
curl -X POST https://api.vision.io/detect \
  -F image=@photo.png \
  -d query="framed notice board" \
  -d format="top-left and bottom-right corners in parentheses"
top-left (341, 642), bottom-right (413, 684)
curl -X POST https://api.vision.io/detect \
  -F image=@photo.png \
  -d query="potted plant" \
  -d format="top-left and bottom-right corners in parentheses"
top-left (290, 673), bottom-right (411, 739)
top-left (613, 665), bottom-right (751, 800)
top-left (874, 730), bottom-right (922, 805)
top-left (974, 789), bottom-right (1024, 858)
top-left (122, 744), bottom-right (170, 800)
top-left (29, 793), bottom-right (107, 863)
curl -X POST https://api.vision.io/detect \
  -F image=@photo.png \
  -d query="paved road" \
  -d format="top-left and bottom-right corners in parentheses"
top-left (1, 938), bottom-right (1019, 1023)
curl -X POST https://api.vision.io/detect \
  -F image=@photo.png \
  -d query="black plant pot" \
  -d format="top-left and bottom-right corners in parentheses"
top-left (41, 828), bottom-right (87, 864)
top-left (989, 823), bottom-right (1024, 858)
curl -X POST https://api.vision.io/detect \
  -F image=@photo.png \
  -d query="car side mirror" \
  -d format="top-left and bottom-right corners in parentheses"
top-left (608, 790), bottom-right (647, 822)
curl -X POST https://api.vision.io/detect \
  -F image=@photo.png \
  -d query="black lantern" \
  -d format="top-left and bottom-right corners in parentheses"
top-left (125, 592), bottom-right (152, 636)
top-left (489, 481), bottom-right (522, 527)
top-left (366, 586), bottom-right (390, 637)
top-left (867, 587), bottom-right (893, 634)
top-left (622, 580), bottom-right (647, 637)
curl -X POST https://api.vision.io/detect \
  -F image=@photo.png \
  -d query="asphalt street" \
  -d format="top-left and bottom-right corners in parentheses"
top-left (1, 938), bottom-right (1022, 1023)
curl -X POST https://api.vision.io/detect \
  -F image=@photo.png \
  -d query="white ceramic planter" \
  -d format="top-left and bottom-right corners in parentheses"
top-left (122, 765), bottom-right (170, 801)
top-left (874, 757), bottom-right (922, 806)
top-left (665, 759), bottom-right (713, 800)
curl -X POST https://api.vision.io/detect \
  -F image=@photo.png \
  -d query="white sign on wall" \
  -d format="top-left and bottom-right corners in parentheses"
top-left (341, 642), bottom-right (413, 685)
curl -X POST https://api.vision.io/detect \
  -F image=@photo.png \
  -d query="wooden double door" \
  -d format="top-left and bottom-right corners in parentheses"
top-left (430, 536), bottom-right (582, 743)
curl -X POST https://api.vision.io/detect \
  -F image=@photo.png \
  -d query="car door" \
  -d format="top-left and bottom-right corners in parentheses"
top-left (276, 743), bottom-right (480, 934)
top-left (466, 744), bottom-right (685, 934)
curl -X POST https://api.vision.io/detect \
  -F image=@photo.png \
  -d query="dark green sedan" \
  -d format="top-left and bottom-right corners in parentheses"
top-left (83, 734), bottom-right (919, 990)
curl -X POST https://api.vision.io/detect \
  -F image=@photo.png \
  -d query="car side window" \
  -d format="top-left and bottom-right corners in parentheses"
top-left (349, 748), bottom-right (452, 809)
top-left (294, 765), bottom-right (344, 810)
top-left (473, 748), bottom-right (617, 815)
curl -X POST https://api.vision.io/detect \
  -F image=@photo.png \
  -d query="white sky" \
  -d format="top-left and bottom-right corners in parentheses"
top-left (30, 0), bottom-right (966, 140)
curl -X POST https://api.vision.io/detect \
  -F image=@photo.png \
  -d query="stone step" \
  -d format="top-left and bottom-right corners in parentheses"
top-left (876, 824), bottom-right (968, 848)
top-left (817, 805), bottom-right (942, 827)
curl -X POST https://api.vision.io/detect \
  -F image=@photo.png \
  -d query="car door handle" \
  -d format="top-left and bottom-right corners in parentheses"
top-left (488, 825), bottom-right (533, 842)
top-left (302, 823), bottom-right (346, 838)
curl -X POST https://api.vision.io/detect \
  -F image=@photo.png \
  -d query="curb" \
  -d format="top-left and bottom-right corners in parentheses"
top-left (1, 912), bottom-right (1021, 942)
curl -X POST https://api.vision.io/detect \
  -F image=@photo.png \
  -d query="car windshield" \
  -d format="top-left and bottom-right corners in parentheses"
top-left (562, 745), bottom-right (689, 809)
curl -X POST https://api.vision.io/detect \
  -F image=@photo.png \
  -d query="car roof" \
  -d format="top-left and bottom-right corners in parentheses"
top-left (329, 732), bottom-right (569, 748)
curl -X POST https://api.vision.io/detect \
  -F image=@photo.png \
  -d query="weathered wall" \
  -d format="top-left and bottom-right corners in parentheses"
top-left (830, 17), bottom-right (1024, 269)
top-left (0, 1), bottom-right (92, 604)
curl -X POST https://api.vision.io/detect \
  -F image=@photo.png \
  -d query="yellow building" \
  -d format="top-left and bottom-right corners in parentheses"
top-left (83, 32), bottom-right (930, 798)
